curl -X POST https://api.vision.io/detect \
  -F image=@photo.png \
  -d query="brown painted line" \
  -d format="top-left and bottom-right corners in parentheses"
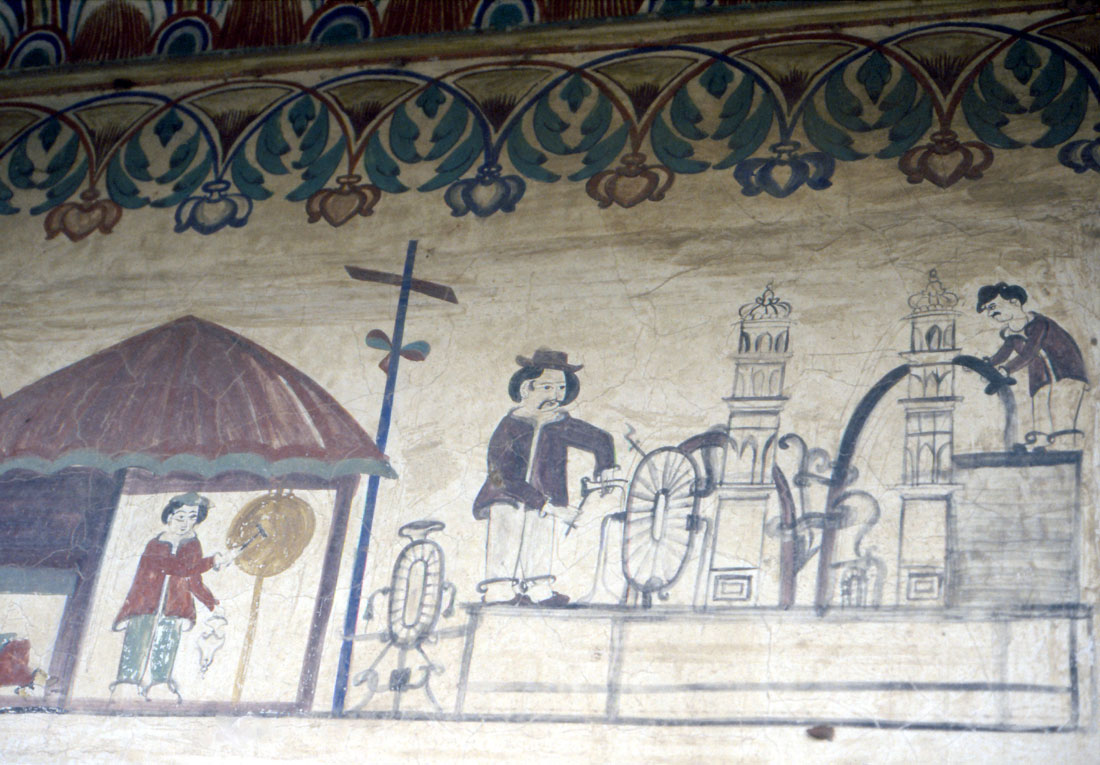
top-left (0, 1), bottom-right (1064, 99)
top-left (346, 266), bottom-right (458, 304)
top-left (296, 473), bottom-right (360, 711)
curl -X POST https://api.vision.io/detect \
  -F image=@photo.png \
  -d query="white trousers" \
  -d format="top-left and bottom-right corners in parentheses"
top-left (481, 503), bottom-right (556, 602)
top-left (1030, 378), bottom-right (1087, 443)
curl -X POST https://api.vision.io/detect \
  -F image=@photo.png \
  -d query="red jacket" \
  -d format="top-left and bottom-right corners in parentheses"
top-left (113, 536), bottom-right (217, 629)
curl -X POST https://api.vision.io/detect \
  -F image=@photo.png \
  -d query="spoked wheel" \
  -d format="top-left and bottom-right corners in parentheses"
top-left (622, 446), bottom-right (701, 607)
top-left (388, 539), bottom-right (445, 648)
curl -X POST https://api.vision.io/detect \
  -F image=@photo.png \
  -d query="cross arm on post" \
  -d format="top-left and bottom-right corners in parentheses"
top-left (344, 265), bottom-right (459, 305)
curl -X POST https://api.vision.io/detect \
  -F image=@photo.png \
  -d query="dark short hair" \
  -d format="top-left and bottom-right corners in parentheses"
top-left (508, 365), bottom-right (580, 405)
top-left (977, 282), bottom-right (1028, 312)
top-left (161, 494), bottom-right (210, 525)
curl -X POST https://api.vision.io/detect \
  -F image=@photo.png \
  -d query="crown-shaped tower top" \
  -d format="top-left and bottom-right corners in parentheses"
top-left (907, 269), bottom-right (959, 315)
top-left (739, 284), bottom-right (792, 321)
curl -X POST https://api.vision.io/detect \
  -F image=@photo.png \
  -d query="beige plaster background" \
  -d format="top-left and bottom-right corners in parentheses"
top-left (0, 10), bottom-right (1098, 758)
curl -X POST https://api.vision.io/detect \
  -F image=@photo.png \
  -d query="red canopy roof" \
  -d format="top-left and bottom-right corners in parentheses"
top-left (0, 316), bottom-right (394, 479)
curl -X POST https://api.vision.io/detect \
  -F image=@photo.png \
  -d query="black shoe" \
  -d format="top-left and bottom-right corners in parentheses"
top-left (537, 592), bottom-right (570, 608)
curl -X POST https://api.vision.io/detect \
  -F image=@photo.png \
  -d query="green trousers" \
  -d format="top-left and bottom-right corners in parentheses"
top-left (115, 614), bottom-right (182, 688)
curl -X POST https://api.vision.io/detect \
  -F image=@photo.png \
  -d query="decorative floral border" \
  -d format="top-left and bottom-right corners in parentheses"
top-left (2, 12), bottom-right (1098, 239)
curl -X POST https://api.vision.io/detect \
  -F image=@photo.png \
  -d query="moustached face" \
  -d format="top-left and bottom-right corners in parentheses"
top-left (520, 368), bottom-right (567, 413)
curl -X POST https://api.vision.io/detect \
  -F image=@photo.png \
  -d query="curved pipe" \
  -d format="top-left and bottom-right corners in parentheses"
top-left (814, 364), bottom-right (910, 614)
top-left (813, 355), bottom-right (1019, 614)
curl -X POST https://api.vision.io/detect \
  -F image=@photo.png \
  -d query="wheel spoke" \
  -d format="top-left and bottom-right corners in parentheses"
top-left (630, 540), bottom-right (657, 581)
top-left (667, 471), bottom-right (695, 496)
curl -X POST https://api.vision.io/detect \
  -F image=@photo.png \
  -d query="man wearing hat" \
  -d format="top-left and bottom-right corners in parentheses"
top-left (473, 348), bottom-right (616, 606)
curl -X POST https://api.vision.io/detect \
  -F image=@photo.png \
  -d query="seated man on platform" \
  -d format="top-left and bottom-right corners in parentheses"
top-left (473, 348), bottom-right (616, 607)
top-left (977, 282), bottom-right (1089, 445)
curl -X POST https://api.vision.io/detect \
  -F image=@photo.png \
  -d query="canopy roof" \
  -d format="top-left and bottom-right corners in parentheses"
top-left (0, 316), bottom-right (394, 479)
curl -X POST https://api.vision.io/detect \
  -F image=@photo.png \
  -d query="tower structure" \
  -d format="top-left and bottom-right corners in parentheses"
top-left (703, 286), bottom-right (792, 607)
top-left (896, 269), bottom-right (959, 606)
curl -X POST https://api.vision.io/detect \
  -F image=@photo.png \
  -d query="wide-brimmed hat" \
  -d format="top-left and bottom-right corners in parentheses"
top-left (515, 347), bottom-right (582, 372)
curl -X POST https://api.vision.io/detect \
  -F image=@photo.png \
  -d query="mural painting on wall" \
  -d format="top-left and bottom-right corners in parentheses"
top-left (0, 15), bottom-right (1098, 237)
top-left (0, 6), bottom-right (1096, 738)
top-left (0, 254), bottom-right (1090, 730)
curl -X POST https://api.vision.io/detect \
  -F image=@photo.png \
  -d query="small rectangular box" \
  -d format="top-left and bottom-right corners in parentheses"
top-left (712, 573), bottom-right (753, 601)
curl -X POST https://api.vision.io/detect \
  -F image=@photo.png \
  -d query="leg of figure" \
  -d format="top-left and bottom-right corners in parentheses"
top-left (112, 615), bottom-right (154, 689)
top-left (1028, 387), bottom-right (1043, 437)
top-left (1049, 378), bottom-right (1088, 445)
top-left (1040, 382), bottom-right (1055, 434)
top-left (520, 509), bottom-right (558, 603)
top-left (146, 617), bottom-right (182, 698)
top-left (481, 504), bottom-right (525, 603)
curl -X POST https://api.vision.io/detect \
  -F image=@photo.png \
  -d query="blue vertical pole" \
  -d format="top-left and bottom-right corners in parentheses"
top-left (333, 239), bottom-right (417, 714)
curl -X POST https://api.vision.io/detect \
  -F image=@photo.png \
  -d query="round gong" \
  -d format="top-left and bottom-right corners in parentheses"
top-left (226, 491), bottom-right (316, 578)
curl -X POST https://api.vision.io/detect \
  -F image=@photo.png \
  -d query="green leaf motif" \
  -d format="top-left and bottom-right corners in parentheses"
top-left (561, 74), bottom-right (591, 114)
top-left (533, 93), bottom-right (570, 155)
top-left (256, 109), bottom-right (292, 175)
top-left (287, 141), bottom-right (344, 201)
top-left (803, 100), bottom-right (866, 161)
top-left (123, 134), bottom-right (153, 182)
top-left (41, 135), bottom-right (79, 188)
top-left (712, 75), bottom-right (754, 141)
top-left (670, 87), bottom-right (707, 140)
top-left (961, 83), bottom-right (1022, 149)
top-left (231, 152), bottom-right (272, 200)
top-left (288, 97), bottom-right (316, 138)
top-left (1028, 52), bottom-right (1065, 113)
top-left (38, 119), bottom-right (60, 152)
top-left (576, 91), bottom-right (611, 153)
top-left (979, 65), bottom-right (1025, 115)
top-left (700, 61), bottom-right (733, 99)
top-left (150, 150), bottom-right (212, 208)
top-left (156, 132), bottom-right (200, 185)
top-left (871, 68), bottom-right (917, 130)
top-left (30, 159), bottom-right (87, 215)
top-left (875, 94), bottom-right (931, 159)
top-left (567, 123), bottom-right (629, 182)
top-left (0, 179), bottom-right (18, 214)
top-left (7, 139), bottom-right (34, 189)
top-left (1034, 74), bottom-right (1087, 148)
top-left (416, 84), bottom-right (446, 119)
top-left (389, 103), bottom-right (422, 163)
top-left (364, 133), bottom-right (408, 193)
top-left (825, 69), bottom-right (871, 132)
top-left (387, 103), bottom-right (420, 165)
top-left (1004, 39), bottom-right (1041, 84)
top-left (575, 93), bottom-right (612, 153)
top-left (713, 94), bottom-right (773, 170)
top-left (651, 112), bottom-right (708, 174)
top-left (418, 129), bottom-right (484, 192)
top-left (294, 105), bottom-right (330, 169)
top-left (424, 98), bottom-right (469, 162)
top-left (154, 109), bottom-right (184, 148)
top-left (856, 51), bottom-right (891, 104)
top-left (107, 153), bottom-right (149, 209)
top-left (507, 127), bottom-right (560, 183)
